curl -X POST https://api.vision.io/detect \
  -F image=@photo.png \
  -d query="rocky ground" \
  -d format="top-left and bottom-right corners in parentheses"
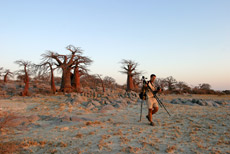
top-left (0, 92), bottom-right (230, 154)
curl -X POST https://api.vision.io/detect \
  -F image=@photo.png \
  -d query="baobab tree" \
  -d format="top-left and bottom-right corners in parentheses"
top-left (96, 74), bottom-right (105, 92)
top-left (103, 76), bottom-right (116, 89)
top-left (175, 81), bottom-right (191, 94)
top-left (3, 69), bottom-right (13, 83)
top-left (43, 45), bottom-right (81, 93)
top-left (163, 76), bottom-right (177, 91)
top-left (15, 60), bottom-right (32, 96)
top-left (155, 78), bottom-right (166, 90)
top-left (0, 67), bottom-right (3, 79)
top-left (120, 59), bottom-right (141, 92)
top-left (132, 74), bottom-right (142, 90)
top-left (35, 60), bottom-right (57, 94)
top-left (199, 83), bottom-right (211, 90)
top-left (71, 54), bottom-right (93, 92)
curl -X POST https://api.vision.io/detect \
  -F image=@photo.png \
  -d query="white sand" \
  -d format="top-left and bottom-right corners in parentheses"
top-left (0, 94), bottom-right (230, 154)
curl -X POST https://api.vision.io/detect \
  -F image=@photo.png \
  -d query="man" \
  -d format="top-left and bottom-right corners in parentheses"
top-left (145, 74), bottom-right (161, 126)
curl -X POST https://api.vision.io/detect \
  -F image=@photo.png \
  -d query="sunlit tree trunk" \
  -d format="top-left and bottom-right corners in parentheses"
top-left (120, 60), bottom-right (141, 92)
top-left (4, 73), bottom-right (8, 83)
top-left (50, 67), bottom-right (56, 94)
top-left (22, 68), bottom-right (29, 96)
top-left (72, 66), bottom-right (81, 92)
top-left (127, 74), bottom-right (134, 91)
top-left (61, 67), bottom-right (72, 93)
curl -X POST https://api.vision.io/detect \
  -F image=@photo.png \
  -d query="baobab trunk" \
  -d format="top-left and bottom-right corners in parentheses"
top-left (61, 67), bottom-right (72, 93)
top-left (73, 66), bottom-right (81, 93)
top-left (4, 73), bottom-right (8, 83)
top-left (127, 74), bottom-right (134, 92)
top-left (22, 72), bottom-right (29, 96)
top-left (50, 68), bottom-right (56, 94)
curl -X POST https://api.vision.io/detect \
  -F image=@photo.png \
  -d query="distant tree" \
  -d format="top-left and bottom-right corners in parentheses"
top-left (0, 67), bottom-right (3, 80)
top-left (39, 52), bottom-right (62, 94)
top-left (35, 59), bottom-right (57, 94)
top-left (199, 83), bottom-right (215, 94)
top-left (43, 45), bottom-right (81, 93)
top-left (33, 71), bottom-right (50, 83)
top-left (163, 76), bottom-right (177, 91)
top-left (133, 75), bottom-right (142, 90)
top-left (103, 76), bottom-right (116, 89)
top-left (199, 83), bottom-right (211, 90)
top-left (155, 78), bottom-right (166, 90)
top-left (15, 60), bottom-right (32, 96)
top-left (175, 81), bottom-right (191, 94)
top-left (120, 59), bottom-right (141, 92)
top-left (3, 69), bottom-right (13, 83)
top-left (71, 54), bottom-right (93, 92)
top-left (0, 67), bottom-right (3, 75)
top-left (96, 74), bottom-right (105, 92)
top-left (222, 90), bottom-right (230, 95)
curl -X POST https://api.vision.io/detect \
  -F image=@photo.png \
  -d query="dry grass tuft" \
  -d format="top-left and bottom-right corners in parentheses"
top-left (166, 145), bottom-right (177, 153)
top-left (121, 146), bottom-right (141, 153)
top-left (85, 121), bottom-right (102, 126)
top-left (76, 133), bottom-right (83, 138)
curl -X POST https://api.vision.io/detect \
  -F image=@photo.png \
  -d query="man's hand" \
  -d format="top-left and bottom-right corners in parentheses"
top-left (157, 87), bottom-right (162, 92)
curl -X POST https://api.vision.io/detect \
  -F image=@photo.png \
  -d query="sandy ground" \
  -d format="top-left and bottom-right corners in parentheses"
top-left (0, 94), bottom-right (230, 154)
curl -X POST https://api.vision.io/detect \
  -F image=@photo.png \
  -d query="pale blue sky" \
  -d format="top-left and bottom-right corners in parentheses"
top-left (0, 0), bottom-right (229, 90)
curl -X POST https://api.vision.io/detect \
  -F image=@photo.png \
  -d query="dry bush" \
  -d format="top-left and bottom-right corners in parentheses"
top-left (0, 113), bottom-right (17, 129)
top-left (0, 141), bottom-right (23, 154)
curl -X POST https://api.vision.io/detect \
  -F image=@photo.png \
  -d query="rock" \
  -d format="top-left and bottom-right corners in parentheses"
top-left (171, 99), bottom-right (182, 104)
top-left (192, 99), bottom-right (198, 104)
top-left (213, 103), bottom-right (220, 107)
top-left (86, 103), bottom-right (95, 110)
top-left (100, 105), bottom-right (115, 113)
top-left (60, 127), bottom-right (69, 131)
top-left (215, 101), bottom-right (227, 105)
top-left (70, 116), bottom-right (84, 122)
top-left (27, 115), bottom-right (40, 123)
top-left (205, 100), bottom-right (215, 106)
top-left (61, 115), bottom-right (71, 121)
top-left (198, 100), bottom-right (207, 106)
top-left (82, 101), bottom-right (89, 107)
top-left (100, 99), bottom-right (110, 105)
top-left (114, 102), bottom-right (127, 109)
top-left (127, 100), bottom-right (136, 104)
top-left (184, 101), bottom-right (194, 106)
top-left (99, 100), bottom-right (106, 105)
top-left (91, 100), bottom-right (101, 107)
top-left (4, 116), bottom-right (29, 127)
top-left (101, 105), bottom-right (114, 110)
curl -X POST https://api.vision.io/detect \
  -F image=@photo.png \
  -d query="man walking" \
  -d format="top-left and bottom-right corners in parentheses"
top-left (145, 74), bottom-right (161, 126)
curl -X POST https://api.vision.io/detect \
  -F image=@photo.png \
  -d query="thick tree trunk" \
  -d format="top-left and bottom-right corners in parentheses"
top-left (127, 74), bottom-right (134, 92)
top-left (4, 73), bottom-right (8, 83)
top-left (22, 73), bottom-right (29, 96)
top-left (61, 67), bottom-right (72, 93)
top-left (72, 66), bottom-right (81, 93)
top-left (50, 69), bottom-right (56, 94)
top-left (99, 79), bottom-right (105, 93)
